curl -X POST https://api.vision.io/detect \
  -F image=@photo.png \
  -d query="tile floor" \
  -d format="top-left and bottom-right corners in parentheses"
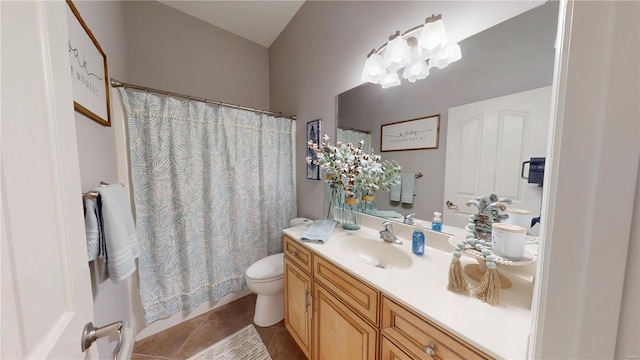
top-left (131, 294), bottom-right (306, 360)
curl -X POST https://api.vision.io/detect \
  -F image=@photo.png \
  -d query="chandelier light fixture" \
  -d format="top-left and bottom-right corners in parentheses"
top-left (361, 14), bottom-right (462, 89)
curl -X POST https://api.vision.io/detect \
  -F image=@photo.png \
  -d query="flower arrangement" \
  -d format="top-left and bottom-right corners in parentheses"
top-left (306, 134), bottom-right (402, 198)
top-left (307, 135), bottom-right (363, 197)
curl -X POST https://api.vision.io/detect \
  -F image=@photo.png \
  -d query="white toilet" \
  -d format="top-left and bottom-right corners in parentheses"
top-left (246, 217), bottom-right (312, 327)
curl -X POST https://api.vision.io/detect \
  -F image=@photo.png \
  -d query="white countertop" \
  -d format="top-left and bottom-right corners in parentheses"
top-left (283, 216), bottom-right (536, 359)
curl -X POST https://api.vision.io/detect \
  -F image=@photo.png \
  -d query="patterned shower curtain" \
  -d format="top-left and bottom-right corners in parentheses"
top-left (337, 127), bottom-right (372, 152)
top-left (119, 88), bottom-right (296, 324)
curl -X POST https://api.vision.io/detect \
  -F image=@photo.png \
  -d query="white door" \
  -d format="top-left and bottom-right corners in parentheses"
top-left (1, 2), bottom-right (96, 358)
top-left (443, 87), bottom-right (551, 230)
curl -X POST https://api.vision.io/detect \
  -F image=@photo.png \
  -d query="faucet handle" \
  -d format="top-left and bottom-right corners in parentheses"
top-left (382, 221), bottom-right (394, 232)
top-left (404, 213), bottom-right (416, 224)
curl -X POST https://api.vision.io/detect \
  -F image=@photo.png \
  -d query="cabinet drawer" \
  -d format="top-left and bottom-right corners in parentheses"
top-left (284, 236), bottom-right (312, 274)
top-left (381, 335), bottom-right (415, 360)
top-left (381, 297), bottom-right (492, 360)
top-left (313, 256), bottom-right (379, 324)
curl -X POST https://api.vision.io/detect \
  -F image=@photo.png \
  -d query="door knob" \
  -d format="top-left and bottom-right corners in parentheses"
top-left (81, 321), bottom-right (123, 360)
top-left (445, 200), bottom-right (459, 211)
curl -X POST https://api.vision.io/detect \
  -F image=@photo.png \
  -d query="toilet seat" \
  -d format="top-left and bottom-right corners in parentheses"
top-left (246, 253), bottom-right (283, 282)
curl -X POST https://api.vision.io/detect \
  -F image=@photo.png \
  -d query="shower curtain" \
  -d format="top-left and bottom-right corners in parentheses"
top-left (119, 88), bottom-right (296, 324)
top-left (337, 127), bottom-right (372, 152)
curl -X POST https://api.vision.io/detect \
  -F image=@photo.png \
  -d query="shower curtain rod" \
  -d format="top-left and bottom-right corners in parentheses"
top-left (110, 78), bottom-right (296, 121)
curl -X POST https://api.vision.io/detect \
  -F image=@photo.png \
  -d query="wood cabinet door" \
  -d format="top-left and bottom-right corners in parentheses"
top-left (312, 284), bottom-right (378, 360)
top-left (284, 258), bottom-right (312, 359)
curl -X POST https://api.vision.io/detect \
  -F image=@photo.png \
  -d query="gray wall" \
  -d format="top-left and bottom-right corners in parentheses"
top-left (122, 1), bottom-right (270, 109)
top-left (73, 0), bottom-right (272, 353)
top-left (269, 0), bottom-right (545, 220)
top-left (71, 1), bottom-right (129, 359)
top-left (337, 3), bottom-right (557, 219)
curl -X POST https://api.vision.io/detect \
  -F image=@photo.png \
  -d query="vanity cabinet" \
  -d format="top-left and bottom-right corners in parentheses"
top-left (284, 238), bottom-right (313, 358)
top-left (283, 235), bottom-right (492, 360)
top-left (313, 284), bottom-right (378, 360)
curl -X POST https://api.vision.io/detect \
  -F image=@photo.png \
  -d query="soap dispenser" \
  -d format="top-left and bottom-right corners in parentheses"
top-left (412, 222), bottom-right (425, 256)
top-left (431, 212), bottom-right (442, 232)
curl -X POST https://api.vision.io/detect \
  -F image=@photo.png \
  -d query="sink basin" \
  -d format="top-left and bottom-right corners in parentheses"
top-left (339, 236), bottom-right (413, 270)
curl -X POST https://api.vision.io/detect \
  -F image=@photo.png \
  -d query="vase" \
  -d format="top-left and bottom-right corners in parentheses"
top-left (325, 186), bottom-right (343, 220)
top-left (362, 195), bottom-right (376, 215)
top-left (342, 197), bottom-right (361, 230)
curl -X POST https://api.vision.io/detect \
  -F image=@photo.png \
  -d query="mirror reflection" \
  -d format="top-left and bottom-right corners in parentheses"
top-left (335, 2), bottom-right (558, 233)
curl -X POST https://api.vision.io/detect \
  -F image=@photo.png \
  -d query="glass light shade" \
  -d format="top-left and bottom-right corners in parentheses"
top-left (429, 43), bottom-right (462, 69)
top-left (419, 19), bottom-right (447, 50)
top-left (382, 35), bottom-right (410, 72)
top-left (402, 60), bottom-right (429, 83)
top-left (380, 71), bottom-right (401, 89)
top-left (361, 53), bottom-right (386, 84)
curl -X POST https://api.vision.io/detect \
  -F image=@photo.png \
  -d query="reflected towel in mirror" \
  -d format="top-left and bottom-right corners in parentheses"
top-left (400, 173), bottom-right (416, 204)
top-left (390, 182), bottom-right (401, 202)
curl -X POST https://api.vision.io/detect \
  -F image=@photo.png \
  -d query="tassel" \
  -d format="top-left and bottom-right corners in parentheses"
top-left (447, 255), bottom-right (469, 294)
top-left (474, 267), bottom-right (501, 305)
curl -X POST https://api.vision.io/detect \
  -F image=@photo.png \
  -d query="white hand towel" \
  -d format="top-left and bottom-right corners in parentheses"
top-left (84, 197), bottom-right (101, 261)
top-left (390, 182), bottom-right (401, 202)
top-left (400, 173), bottom-right (416, 204)
top-left (96, 184), bottom-right (140, 282)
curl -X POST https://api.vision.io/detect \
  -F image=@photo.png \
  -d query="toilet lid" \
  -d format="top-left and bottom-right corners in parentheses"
top-left (246, 253), bottom-right (284, 281)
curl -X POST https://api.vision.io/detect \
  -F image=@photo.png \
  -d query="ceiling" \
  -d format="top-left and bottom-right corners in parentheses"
top-left (158, 1), bottom-right (305, 48)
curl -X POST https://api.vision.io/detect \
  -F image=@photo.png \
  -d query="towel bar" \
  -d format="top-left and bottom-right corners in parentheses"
top-left (82, 181), bottom-right (123, 199)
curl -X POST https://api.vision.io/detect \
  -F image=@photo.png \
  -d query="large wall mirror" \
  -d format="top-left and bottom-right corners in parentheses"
top-left (335, 2), bottom-right (558, 234)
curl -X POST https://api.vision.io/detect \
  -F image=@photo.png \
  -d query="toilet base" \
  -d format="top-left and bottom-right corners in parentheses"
top-left (253, 292), bottom-right (284, 327)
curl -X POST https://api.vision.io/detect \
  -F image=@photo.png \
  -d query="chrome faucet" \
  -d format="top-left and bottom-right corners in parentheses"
top-left (379, 221), bottom-right (402, 245)
top-left (403, 213), bottom-right (416, 225)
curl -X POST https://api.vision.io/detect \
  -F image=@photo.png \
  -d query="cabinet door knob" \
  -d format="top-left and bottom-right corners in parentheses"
top-left (423, 341), bottom-right (438, 358)
top-left (290, 250), bottom-right (298, 256)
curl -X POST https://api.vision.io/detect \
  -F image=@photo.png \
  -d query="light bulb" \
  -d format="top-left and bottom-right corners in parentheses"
top-left (361, 53), bottom-right (386, 84)
top-left (429, 43), bottom-right (462, 69)
top-left (419, 17), bottom-right (447, 51)
top-left (380, 71), bottom-right (401, 89)
top-left (382, 35), bottom-right (410, 72)
top-left (402, 60), bottom-right (429, 83)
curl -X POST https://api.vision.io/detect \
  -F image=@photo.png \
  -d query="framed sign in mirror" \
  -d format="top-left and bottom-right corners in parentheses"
top-left (66, 0), bottom-right (111, 127)
top-left (381, 114), bottom-right (440, 152)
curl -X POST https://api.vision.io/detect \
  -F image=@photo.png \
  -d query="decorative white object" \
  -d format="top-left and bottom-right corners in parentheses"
top-left (505, 208), bottom-right (533, 231)
top-left (361, 14), bottom-right (461, 88)
top-left (491, 223), bottom-right (527, 260)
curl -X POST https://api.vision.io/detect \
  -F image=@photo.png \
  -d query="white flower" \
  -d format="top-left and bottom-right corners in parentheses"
top-left (307, 135), bottom-right (400, 197)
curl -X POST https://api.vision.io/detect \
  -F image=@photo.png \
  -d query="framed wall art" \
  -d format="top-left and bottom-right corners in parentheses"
top-left (380, 114), bottom-right (440, 152)
top-left (306, 119), bottom-right (321, 180)
top-left (66, 0), bottom-right (111, 127)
